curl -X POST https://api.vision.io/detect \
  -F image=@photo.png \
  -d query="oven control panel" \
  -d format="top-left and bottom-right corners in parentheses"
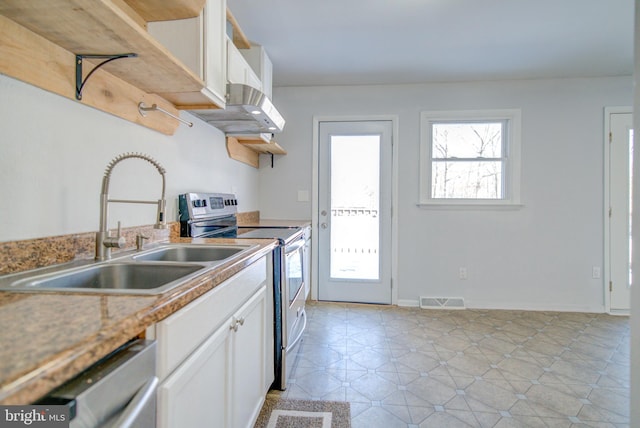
top-left (179, 192), bottom-right (237, 222)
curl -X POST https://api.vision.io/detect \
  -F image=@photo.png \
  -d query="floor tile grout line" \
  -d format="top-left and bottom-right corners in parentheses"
top-left (295, 302), bottom-right (629, 426)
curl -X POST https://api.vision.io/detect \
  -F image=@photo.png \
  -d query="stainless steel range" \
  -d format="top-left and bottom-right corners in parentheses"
top-left (178, 192), bottom-right (306, 390)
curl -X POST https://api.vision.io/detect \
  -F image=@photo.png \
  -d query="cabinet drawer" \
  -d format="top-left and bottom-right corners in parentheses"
top-left (153, 257), bottom-right (267, 380)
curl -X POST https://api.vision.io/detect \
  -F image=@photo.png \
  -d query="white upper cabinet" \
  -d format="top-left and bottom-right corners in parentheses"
top-left (148, 0), bottom-right (227, 108)
top-left (241, 44), bottom-right (273, 99)
top-left (227, 38), bottom-right (262, 91)
top-left (202, 1), bottom-right (227, 105)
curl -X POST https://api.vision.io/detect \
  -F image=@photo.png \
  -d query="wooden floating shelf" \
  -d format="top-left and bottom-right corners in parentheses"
top-left (0, 0), bottom-right (283, 140)
top-left (124, 0), bottom-right (206, 22)
top-left (226, 136), bottom-right (287, 168)
top-left (226, 137), bottom-right (259, 168)
top-left (235, 137), bottom-right (287, 155)
top-left (0, 0), bottom-right (219, 108)
top-left (0, 14), bottom-right (180, 135)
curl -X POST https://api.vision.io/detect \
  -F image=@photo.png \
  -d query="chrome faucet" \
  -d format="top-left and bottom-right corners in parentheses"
top-left (96, 152), bottom-right (168, 261)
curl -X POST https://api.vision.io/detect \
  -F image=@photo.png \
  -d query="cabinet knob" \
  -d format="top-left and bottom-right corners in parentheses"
top-left (229, 317), bottom-right (245, 332)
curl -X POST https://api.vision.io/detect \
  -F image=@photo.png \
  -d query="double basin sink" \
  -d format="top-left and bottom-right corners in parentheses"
top-left (0, 244), bottom-right (257, 295)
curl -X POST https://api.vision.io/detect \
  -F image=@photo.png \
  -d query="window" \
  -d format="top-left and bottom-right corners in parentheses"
top-left (419, 109), bottom-right (521, 206)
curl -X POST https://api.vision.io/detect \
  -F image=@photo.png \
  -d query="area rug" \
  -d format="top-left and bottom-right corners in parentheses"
top-left (254, 395), bottom-right (351, 428)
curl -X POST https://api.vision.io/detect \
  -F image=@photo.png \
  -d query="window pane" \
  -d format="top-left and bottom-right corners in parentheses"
top-left (432, 122), bottom-right (503, 159)
top-left (432, 161), bottom-right (503, 198)
top-left (330, 135), bottom-right (380, 280)
top-left (419, 109), bottom-right (520, 205)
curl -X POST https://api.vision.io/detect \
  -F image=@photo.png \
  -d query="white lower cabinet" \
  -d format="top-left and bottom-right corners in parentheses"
top-left (152, 257), bottom-right (273, 428)
top-left (230, 286), bottom-right (268, 427)
top-left (158, 317), bottom-right (230, 428)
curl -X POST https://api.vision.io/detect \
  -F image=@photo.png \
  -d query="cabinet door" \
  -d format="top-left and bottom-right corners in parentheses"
top-left (157, 322), bottom-right (231, 428)
top-left (147, 0), bottom-right (226, 108)
top-left (231, 285), bottom-right (268, 428)
top-left (148, 16), bottom-right (203, 77)
top-left (241, 45), bottom-right (273, 98)
top-left (227, 39), bottom-right (262, 91)
top-left (203, 0), bottom-right (227, 104)
top-left (261, 51), bottom-right (273, 99)
top-left (227, 39), bottom-right (247, 85)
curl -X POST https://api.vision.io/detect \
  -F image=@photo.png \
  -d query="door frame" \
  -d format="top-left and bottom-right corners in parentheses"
top-left (311, 115), bottom-right (399, 304)
top-left (604, 106), bottom-right (633, 314)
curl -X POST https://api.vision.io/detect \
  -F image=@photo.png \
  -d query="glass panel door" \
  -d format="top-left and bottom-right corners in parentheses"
top-left (318, 120), bottom-right (392, 304)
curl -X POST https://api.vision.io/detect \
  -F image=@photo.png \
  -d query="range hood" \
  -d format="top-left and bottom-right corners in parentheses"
top-left (189, 83), bottom-right (285, 134)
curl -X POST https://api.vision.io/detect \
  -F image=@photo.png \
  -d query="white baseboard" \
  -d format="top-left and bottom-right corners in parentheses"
top-left (396, 298), bottom-right (606, 313)
top-left (397, 299), bottom-right (420, 307)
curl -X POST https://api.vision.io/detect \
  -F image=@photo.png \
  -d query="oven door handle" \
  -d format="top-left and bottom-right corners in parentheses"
top-left (191, 225), bottom-right (237, 238)
top-left (285, 309), bottom-right (307, 353)
top-left (285, 239), bottom-right (305, 255)
top-left (205, 225), bottom-right (237, 237)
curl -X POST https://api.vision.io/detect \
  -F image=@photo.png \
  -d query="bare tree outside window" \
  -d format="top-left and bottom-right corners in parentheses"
top-left (419, 109), bottom-right (521, 206)
top-left (431, 122), bottom-right (505, 199)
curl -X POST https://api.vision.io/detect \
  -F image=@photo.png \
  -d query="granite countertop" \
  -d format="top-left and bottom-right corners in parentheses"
top-left (0, 237), bottom-right (277, 405)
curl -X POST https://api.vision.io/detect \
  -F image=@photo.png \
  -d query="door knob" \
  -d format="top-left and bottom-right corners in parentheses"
top-left (321, 210), bottom-right (327, 216)
top-left (321, 223), bottom-right (328, 229)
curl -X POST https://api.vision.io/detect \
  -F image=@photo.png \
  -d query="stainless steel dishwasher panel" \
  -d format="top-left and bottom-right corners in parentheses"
top-left (41, 339), bottom-right (158, 428)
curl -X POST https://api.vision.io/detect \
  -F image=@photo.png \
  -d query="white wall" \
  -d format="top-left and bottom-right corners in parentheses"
top-left (261, 76), bottom-right (632, 312)
top-left (0, 75), bottom-right (259, 242)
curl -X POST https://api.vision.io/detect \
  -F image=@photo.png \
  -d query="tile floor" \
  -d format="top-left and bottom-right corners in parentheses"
top-left (275, 301), bottom-right (630, 427)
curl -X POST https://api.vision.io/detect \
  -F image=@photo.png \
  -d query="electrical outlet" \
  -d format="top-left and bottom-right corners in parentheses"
top-left (592, 266), bottom-right (601, 279)
top-left (459, 267), bottom-right (468, 280)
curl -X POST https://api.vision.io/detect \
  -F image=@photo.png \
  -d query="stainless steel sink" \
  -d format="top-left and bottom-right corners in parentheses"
top-left (0, 243), bottom-right (258, 295)
top-left (6, 263), bottom-right (206, 294)
top-left (132, 244), bottom-right (251, 263)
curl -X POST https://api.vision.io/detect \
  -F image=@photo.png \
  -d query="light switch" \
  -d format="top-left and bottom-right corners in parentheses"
top-left (297, 190), bottom-right (310, 202)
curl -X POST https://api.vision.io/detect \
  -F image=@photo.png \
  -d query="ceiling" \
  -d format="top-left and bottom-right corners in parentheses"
top-left (226, 0), bottom-right (634, 87)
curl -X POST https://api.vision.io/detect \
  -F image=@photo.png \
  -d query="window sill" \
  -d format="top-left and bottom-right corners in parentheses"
top-left (417, 201), bottom-right (524, 210)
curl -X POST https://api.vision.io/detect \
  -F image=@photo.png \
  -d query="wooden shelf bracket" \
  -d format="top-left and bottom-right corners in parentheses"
top-left (75, 53), bottom-right (137, 100)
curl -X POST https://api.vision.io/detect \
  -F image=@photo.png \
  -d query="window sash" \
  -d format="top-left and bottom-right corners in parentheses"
top-left (431, 159), bottom-right (505, 199)
top-left (419, 109), bottom-right (522, 206)
top-left (429, 121), bottom-right (508, 200)
top-left (431, 120), bottom-right (507, 161)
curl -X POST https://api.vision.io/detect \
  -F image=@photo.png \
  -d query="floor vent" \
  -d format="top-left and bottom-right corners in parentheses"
top-left (419, 297), bottom-right (466, 310)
